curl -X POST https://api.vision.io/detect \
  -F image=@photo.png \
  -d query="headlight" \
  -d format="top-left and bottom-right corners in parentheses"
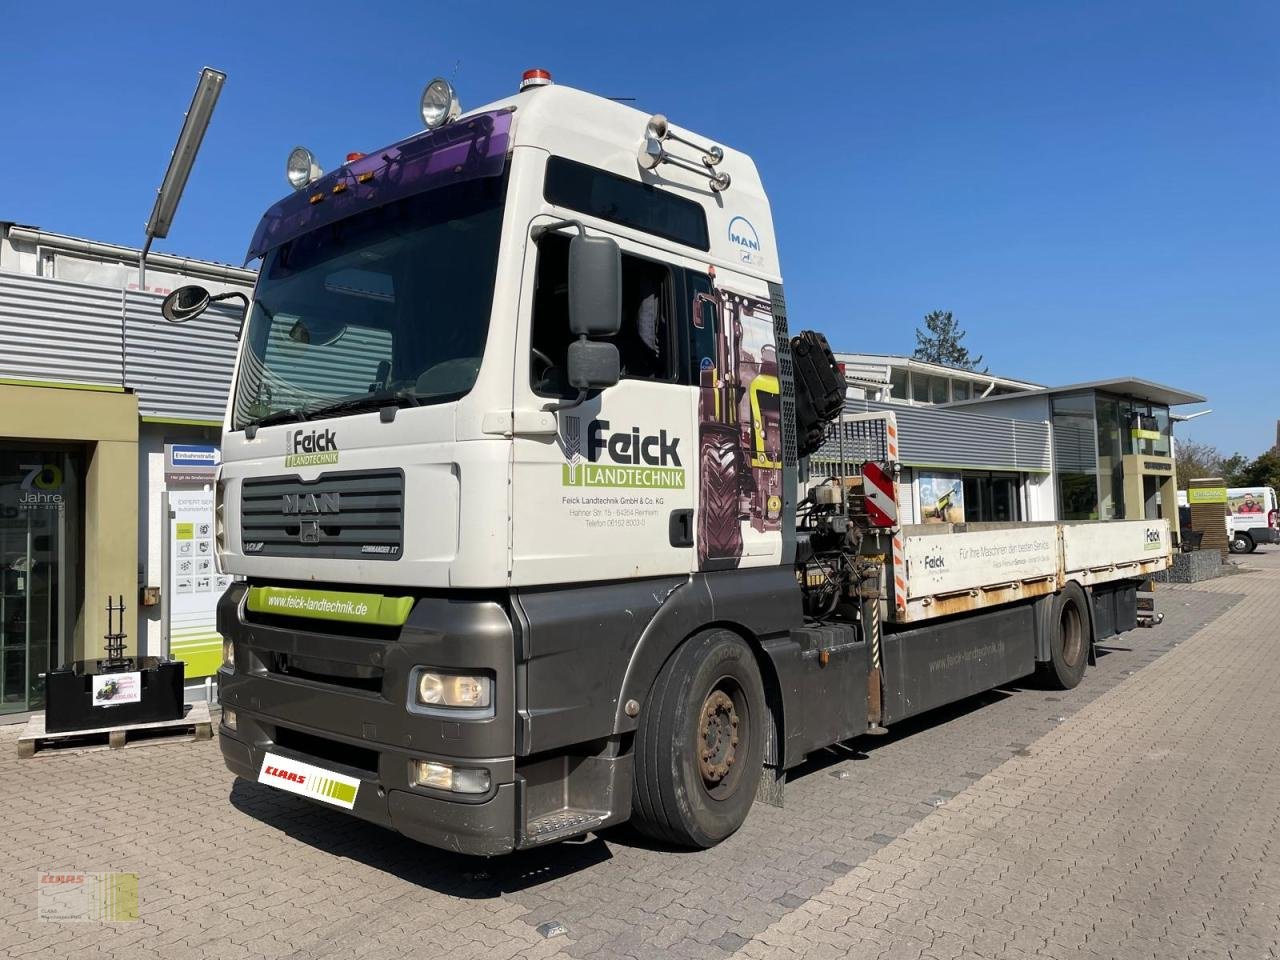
top-left (286, 146), bottom-right (323, 190)
top-left (222, 638), bottom-right (235, 669)
top-left (222, 708), bottom-right (237, 731)
top-left (412, 760), bottom-right (490, 795)
top-left (415, 670), bottom-right (490, 709)
top-left (420, 77), bottom-right (461, 130)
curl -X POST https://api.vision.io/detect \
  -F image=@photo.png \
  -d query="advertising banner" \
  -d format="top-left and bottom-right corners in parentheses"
top-left (918, 472), bottom-right (965, 524)
top-left (167, 488), bottom-right (231, 677)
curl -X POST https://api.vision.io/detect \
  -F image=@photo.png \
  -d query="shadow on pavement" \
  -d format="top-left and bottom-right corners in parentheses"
top-left (229, 778), bottom-right (613, 898)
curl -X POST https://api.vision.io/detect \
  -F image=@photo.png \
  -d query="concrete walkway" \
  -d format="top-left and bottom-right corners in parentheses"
top-left (732, 553), bottom-right (1280, 959)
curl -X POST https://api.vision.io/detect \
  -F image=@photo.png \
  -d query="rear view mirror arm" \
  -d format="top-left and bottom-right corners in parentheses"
top-left (530, 218), bottom-right (585, 242)
top-left (546, 388), bottom-right (588, 413)
top-left (209, 291), bottom-right (251, 335)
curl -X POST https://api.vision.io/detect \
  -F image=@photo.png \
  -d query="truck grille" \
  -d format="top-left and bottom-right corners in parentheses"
top-left (240, 469), bottom-right (403, 561)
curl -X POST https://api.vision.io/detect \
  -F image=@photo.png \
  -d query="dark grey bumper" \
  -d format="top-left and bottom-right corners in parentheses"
top-left (217, 583), bottom-right (522, 856)
top-left (219, 717), bottom-right (518, 856)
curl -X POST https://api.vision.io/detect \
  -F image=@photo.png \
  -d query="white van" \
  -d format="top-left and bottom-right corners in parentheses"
top-left (1175, 486), bottom-right (1279, 553)
top-left (1226, 486), bottom-right (1279, 553)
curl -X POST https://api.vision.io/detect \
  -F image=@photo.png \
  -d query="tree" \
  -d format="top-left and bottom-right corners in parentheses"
top-left (912, 311), bottom-right (984, 370)
top-left (1234, 449), bottom-right (1280, 493)
top-left (1174, 440), bottom-right (1225, 489)
top-left (1220, 453), bottom-right (1249, 488)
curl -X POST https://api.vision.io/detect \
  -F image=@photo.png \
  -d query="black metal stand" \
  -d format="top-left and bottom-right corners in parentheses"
top-left (43, 595), bottom-right (185, 734)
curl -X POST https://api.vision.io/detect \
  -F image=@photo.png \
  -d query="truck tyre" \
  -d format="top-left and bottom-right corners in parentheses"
top-left (697, 429), bottom-right (743, 568)
top-left (631, 629), bottom-right (765, 848)
top-left (1041, 584), bottom-right (1090, 690)
top-left (1229, 533), bottom-right (1254, 554)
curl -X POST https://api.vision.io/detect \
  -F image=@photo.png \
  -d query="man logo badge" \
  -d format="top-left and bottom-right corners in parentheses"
top-left (282, 492), bottom-right (340, 515)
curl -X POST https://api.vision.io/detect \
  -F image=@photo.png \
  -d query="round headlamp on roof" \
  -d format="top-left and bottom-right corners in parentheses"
top-left (286, 146), bottom-right (323, 191)
top-left (420, 77), bottom-right (461, 130)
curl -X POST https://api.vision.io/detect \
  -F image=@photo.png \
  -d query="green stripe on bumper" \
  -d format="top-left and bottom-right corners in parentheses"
top-left (246, 586), bottom-right (414, 627)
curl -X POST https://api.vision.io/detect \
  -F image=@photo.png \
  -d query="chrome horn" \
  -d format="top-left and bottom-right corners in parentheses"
top-left (637, 114), bottom-right (731, 193)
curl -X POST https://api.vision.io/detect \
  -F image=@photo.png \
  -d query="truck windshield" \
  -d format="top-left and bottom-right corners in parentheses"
top-left (232, 175), bottom-right (506, 429)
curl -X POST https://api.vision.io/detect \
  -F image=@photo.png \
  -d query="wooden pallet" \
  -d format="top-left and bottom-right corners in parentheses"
top-left (17, 702), bottom-right (213, 758)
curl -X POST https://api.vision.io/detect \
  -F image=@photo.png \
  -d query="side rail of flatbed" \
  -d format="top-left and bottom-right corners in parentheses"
top-left (890, 519), bottom-right (1172, 624)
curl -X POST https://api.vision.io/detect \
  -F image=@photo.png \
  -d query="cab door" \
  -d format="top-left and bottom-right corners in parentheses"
top-left (509, 222), bottom-right (697, 587)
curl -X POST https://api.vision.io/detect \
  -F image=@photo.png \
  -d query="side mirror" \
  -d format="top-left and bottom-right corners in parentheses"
top-left (568, 234), bottom-right (621, 337)
top-left (160, 285), bottom-right (212, 323)
top-left (566, 340), bottom-right (620, 391)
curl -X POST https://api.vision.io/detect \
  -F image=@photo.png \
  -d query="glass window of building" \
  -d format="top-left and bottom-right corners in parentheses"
top-left (889, 368), bottom-right (908, 401)
top-left (1094, 393), bottom-right (1125, 519)
top-left (952, 380), bottom-right (971, 401)
top-left (0, 446), bottom-right (83, 715)
top-left (961, 472), bottom-right (1023, 523)
top-left (1052, 392), bottom-right (1100, 520)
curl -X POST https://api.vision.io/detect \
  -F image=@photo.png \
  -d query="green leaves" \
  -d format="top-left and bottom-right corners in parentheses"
top-left (912, 310), bottom-right (985, 371)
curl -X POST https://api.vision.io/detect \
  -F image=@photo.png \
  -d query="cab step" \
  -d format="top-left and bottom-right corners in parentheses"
top-left (524, 808), bottom-right (608, 845)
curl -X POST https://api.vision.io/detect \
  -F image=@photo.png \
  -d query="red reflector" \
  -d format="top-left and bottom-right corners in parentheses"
top-left (520, 68), bottom-right (552, 91)
top-left (346, 152), bottom-right (366, 163)
top-left (837, 362), bottom-right (846, 377)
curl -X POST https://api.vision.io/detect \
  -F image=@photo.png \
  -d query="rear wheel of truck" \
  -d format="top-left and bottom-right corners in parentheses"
top-left (1041, 584), bottom-right (1090, 690)
top-left (1230, 533), bottom-right (1253, 554)
top-left (631, 629), bottom-right (765, 848)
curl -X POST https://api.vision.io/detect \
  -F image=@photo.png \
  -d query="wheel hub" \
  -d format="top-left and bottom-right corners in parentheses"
top-left (699, 689), bottom-right (739, 783)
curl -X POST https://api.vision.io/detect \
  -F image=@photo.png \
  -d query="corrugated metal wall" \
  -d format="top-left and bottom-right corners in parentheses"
top-left (0, 273), bottom-right (125, 387)
top-left (123, 292), bottom-right (240, 422)
top-left (841, 397), bottom-right (1052, 472)
top-left (0, 273), bottom-right (243, 422)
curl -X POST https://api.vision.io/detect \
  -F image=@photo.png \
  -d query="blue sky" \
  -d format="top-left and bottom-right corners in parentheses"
top-left (4, 2), bottom-right (1276, 456)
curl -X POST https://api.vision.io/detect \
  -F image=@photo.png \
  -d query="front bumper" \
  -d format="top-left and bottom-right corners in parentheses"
top-left (219, 716), bottom-right (519, 856)
top-left (217, 583), bottom-right (521, 856)
top-left (218, 583), bottom-right (634, 854)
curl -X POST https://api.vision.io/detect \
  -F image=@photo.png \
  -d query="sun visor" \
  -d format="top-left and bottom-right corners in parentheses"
top-left (246, 108), bottom-right (513, 262)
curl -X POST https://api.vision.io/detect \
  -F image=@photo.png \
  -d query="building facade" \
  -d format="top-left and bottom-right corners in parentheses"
top-left (831, 355), bottom-right (1206, 528)
top-left (949, 380), bottom-right (1205, 523)
top-left (0, 223), bottom-right (252, 718)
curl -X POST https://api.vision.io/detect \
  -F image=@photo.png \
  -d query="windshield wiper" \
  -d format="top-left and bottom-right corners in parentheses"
top-left (302, 387), bottom-right (421, 423)
top-left (242, 406), bottom-right (306, 439)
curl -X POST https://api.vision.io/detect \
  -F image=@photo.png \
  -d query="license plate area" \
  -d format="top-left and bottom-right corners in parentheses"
top-left (258, 751), bottom-right (362, 810)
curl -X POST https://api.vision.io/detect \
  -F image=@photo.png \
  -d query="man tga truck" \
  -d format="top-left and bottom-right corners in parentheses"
top-left (163, 69), bottom-right (1172, 855)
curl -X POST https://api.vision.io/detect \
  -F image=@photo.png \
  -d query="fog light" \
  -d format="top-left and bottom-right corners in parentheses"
top-left (222, 638), bottom-right (235, 669)
top-left (222, 708), bottom-right (237, 731)
top-left (412, 760), bottom-right (490, 794)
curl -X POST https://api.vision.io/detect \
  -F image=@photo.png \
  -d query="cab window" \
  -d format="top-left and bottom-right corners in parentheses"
top-left (529, 233), bottom-right (676, 396)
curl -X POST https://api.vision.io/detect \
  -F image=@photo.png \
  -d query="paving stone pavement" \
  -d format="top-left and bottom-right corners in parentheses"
top-left (0, 550), bottom-right (1272, 960)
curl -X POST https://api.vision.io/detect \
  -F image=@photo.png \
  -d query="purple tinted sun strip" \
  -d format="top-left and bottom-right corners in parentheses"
top-left (245, 108), bottom-right (514, 262)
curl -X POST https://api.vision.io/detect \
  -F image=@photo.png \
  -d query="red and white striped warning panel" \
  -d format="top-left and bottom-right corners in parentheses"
top-left (861, 462), bottom-right (898, 528)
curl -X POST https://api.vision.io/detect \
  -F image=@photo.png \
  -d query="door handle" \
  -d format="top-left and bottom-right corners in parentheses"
top-left (669, 509), bottom-right (693, 548)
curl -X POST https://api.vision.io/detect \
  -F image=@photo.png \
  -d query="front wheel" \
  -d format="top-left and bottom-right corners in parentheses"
top-left (1230, 533), bottom-right (1253, 554)
top-left (631, 630), bottom-right (765, 848)
top-left (1040, 585), bottom-right (1091, 690)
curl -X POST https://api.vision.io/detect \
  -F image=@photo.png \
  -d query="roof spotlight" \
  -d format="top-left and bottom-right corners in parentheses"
top-left (286, 146), bottom-right (323, 190)
top-left (420, 77), bottom-right (461, 130)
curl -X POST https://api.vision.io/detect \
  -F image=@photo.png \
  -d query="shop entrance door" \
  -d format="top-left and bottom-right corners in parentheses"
top-left (0, 447), bottom-right (81, 715)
